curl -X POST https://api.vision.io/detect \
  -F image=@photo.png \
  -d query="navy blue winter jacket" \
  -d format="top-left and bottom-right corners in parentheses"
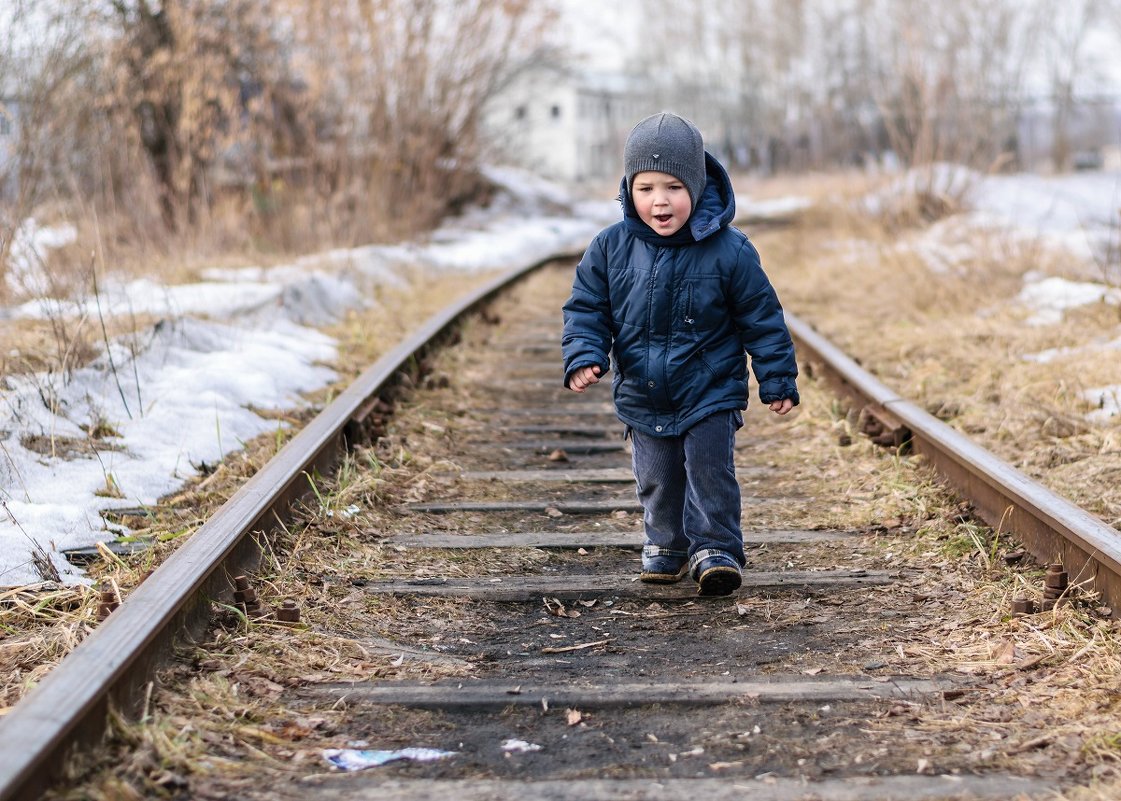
top-left (562, 153), bottom-right (799, 437)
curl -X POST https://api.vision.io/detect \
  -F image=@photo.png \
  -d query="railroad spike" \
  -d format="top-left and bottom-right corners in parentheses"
top-left (233, 575), bottom-right (261, 615)
top-left (276, 599), bottom-right (301, 624)
top-left (96, 581), bottom-right (120, 622)
top-left (857, 405), bottom-right (912, 451)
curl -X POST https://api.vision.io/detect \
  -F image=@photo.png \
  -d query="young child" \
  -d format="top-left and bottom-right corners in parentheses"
top-left (562, 111), bottom-right (799, 596)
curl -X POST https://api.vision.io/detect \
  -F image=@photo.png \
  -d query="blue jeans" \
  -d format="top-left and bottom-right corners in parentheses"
top-left (629, 410), bottom-right (745, 571)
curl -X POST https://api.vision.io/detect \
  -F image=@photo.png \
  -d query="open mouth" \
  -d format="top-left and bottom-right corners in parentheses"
top-left (653, 214), bottom-right (673, 224)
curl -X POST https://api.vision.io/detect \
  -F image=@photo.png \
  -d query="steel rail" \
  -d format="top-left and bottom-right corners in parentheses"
top-left (787, 312), bottom-right (1121, 611)
top-left (0, 253), bottom-right (579, 801)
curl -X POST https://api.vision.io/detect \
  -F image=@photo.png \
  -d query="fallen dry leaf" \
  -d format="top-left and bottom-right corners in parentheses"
top-left (544, 597), bottom-right (579, 618)
top-left (994, 640), bottom-right (1017, 665)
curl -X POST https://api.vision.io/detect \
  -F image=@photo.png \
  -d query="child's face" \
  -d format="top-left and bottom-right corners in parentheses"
top-left (632, 171), bottom-right (691, 236)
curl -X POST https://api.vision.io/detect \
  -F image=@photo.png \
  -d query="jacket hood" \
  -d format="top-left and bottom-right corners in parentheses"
top-left (620, 151), bottom-right (736, 247)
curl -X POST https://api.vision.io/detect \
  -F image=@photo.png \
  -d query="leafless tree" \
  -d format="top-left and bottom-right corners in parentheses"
top-left (841, 0), bottom-right (1038, 172)
top-left (1036, 0), bottom-right (1120, 170)
top-left (0, 1), bottom-right (92, 291)
top-left (288, 0), bottom-right (550, 242)
top-left (88, 1), bottom-right (296, 230)
top-left (627, 0), bottom-right (1114, 175)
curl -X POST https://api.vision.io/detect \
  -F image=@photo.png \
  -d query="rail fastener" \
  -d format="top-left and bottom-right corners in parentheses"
top-left (234, 575), bottom-right (262, 616)
top-left (276, 599), bottom-right (301, 624)
top-left (96, 582), bottom-right (120, 621)
top-left (1044, 564), bottom-right (1069, 594)
top-left (1041, 564), bottom-right (1071, 611)
top-left (858, 404), bottom-right (912, 450)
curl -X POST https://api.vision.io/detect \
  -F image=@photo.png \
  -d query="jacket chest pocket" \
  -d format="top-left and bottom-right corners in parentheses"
top-left (679, 280), bottom-right (723, 331)
top-left (682, 285), bottom-right (695, 326)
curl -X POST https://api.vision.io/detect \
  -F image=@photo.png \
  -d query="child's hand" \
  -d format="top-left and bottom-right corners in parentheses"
top-left (568, 365), bottom-right (602, 393)
top-left (769, 398), bottom-right (795, 416)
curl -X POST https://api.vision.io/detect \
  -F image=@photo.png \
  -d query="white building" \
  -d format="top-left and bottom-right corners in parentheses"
top-left (483, 62), bottom-right (654, 184)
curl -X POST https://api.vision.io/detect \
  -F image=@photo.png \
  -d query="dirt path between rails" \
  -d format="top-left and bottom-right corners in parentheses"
top-left (50, 259), bottom-right (1121, 799)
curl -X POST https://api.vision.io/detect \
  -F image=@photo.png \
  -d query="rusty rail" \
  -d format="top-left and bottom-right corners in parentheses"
top-left (0, 253), bottom-right (578, 801)
top-left (787, 313), bottom-right (1121, 612)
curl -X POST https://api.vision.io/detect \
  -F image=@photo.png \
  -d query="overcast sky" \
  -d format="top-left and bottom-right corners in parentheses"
top-left (550, 0), bottom-right (643, 72)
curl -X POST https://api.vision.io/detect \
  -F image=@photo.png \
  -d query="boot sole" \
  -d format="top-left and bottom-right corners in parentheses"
top-left (697, 565), bottom-right (742, 596)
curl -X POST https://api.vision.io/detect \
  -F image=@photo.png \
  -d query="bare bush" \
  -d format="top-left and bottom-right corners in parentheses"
top-left (870, 1), bottom-right (1038, 171)
top-left (86, 1), bottom-right (299, 234)
top-left (283, 0), bottom-right (551, 245)
top-left (2, 0), bottom-right (548, 280)
top-left (80, 0), bottom-right (550, 250)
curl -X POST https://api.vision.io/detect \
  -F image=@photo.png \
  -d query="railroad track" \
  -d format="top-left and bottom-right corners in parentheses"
top-left (2, 255), bottom-right (1117, 800)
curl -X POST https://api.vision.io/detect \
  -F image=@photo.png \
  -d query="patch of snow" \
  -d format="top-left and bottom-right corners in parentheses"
top-left (399, 217), bottom-right (604, 273)
top-left (1022, 334), bottom-right (1121, 364)
top-left (1016, 276), bottom-right (1121, 326)
top-left (866, 167), bottom-right (1121, 273)
top-left (861, 163), bottom-right (982, 218)
top-left (737, 195), bottom-right (814, 219)
top-left (1083, 386), bottom-right (1121, 422)
top-left (907, 218), bottom-right (982, 275)
top-left (0, 166), bottom-right (618, 587)
top-left (3, 219), bottom-right (79, 298)
top-left (968, 171), bottom-right (1121, 265)
top-left (1, 315), bottom-right (337, 586)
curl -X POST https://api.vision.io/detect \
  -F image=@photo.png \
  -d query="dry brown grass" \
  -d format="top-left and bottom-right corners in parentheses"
top-left (758, 178), bottom-right (1121, 527)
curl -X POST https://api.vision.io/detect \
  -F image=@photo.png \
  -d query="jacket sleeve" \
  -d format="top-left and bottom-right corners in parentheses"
top-left (728, 239), bottom-right (800, 405)
top-left (561, 234), bottom-right (612, 388)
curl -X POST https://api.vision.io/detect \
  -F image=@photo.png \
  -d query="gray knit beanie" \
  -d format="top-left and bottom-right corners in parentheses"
top-left (624, 112), bottom-right (706, 210)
